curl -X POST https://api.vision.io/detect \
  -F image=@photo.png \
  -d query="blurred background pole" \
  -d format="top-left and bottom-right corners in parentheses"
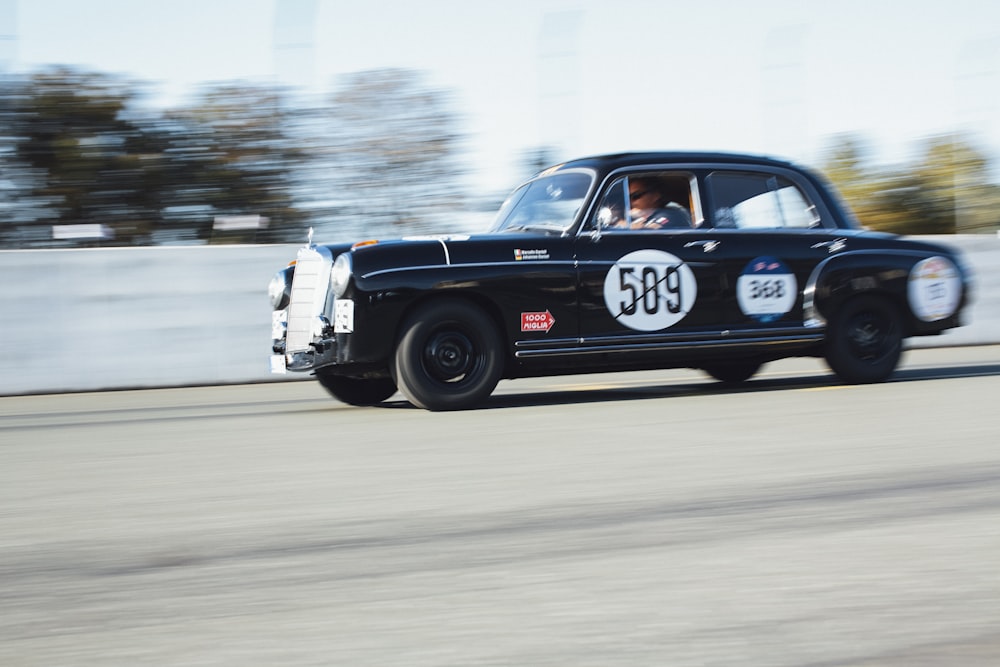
top-left (537, 10), bottom-right (583, 163)
top-left (762, 24), bottom-right (807, 164)
top-left (954, 37), bottom-right (1000, 232)
top-left (0, 0), bottom-right (14, 72)
top-left (274, 0), bottom-right (317, 93)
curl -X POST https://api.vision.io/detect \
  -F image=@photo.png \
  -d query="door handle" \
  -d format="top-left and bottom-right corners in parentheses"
top-left (811, 238), bottom-right (847, 253)
top-left (684, 240), bottom-right (720, 253)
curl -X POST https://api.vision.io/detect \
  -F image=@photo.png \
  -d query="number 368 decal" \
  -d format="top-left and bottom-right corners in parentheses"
top-left (603, 249), bottom-right (697, 331)
top-left (736, 256), bottom-right (797, 323)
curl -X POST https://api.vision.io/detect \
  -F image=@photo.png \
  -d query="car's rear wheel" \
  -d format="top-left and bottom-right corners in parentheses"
top-left (315, 369), bottom-right (397, 406)
top-left (702, 360), bottom-right (762, 384)
top-left (392, 299), bottom-right (503, 411)
top-left (824, 294), bottom-right (903, 384)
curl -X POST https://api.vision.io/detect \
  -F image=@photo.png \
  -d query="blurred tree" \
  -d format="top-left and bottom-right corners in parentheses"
top-left (1, 67), bottom-right (469, 247)
top-left (160, 83), bottom-right (307, 244)
top-left (821, 132), bottom-right (1000, 234)
top-left (0, 67), bottom-right (165, 246)
top-left (320, 68), bottom-right (468, 237)
top-left (819, 134), bottom-right (873, 204)
top-left (911, 135), bottom-right (1000, 234)
top-left (0, 71), bottom-right (310, 246)
top-left (0, 75), bottom-right (51, 245)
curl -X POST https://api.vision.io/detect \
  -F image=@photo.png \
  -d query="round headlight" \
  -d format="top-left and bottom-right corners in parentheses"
top-left (331, 253), bottom-right (352, 297)
top-left (268, 268), bottom-right (292, 310)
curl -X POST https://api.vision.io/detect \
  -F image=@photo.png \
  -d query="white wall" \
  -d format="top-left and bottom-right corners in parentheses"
top-left (0, 245), bottom-right (298, 395)
top-left (1, 236), bottom-right (996, 395)
top-left (906, 236), bottom-right (1000, 349)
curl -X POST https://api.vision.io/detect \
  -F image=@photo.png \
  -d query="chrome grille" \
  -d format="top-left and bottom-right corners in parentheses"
top-left (285, 246), bottom-right (331, 353)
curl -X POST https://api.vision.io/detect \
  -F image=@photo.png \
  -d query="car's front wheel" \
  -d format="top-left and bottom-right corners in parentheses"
top-left (315, 369), bottom-right (397, 406)
top-left (824, 294), bottom-right (903, 384)
top-left (392, 299), bottom-right (504, 411)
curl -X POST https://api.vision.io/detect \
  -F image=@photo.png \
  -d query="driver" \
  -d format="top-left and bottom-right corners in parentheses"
top-left (627, 178), bottom-right (692, 229)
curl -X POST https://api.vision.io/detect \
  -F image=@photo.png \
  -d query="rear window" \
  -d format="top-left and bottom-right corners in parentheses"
top-left (707, 172), bottom-right (821, 229)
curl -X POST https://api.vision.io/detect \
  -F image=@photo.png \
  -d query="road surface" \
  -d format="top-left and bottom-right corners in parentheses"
top-left (2, 346), bottom-right (999, 666)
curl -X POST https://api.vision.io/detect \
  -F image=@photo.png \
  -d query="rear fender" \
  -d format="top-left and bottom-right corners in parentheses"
top-left (805, 249), bottom-right (931, 333)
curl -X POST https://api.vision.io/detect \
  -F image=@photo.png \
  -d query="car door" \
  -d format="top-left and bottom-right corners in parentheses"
top-left (701, 169), bottom-right (846, 329)
top-left (574, 172), bottom-right (728, 344)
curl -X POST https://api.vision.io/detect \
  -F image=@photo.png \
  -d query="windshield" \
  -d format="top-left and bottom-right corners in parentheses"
top-left (490, 171), bottom-right (594, 234)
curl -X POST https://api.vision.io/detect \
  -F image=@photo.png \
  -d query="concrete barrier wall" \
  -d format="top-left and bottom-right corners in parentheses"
top-left (906, 236), bottom-right (1000, 349)
top-left (1, 236), bottom-right (997, 395)
top-left (0, 245), bottom-right (299, 395)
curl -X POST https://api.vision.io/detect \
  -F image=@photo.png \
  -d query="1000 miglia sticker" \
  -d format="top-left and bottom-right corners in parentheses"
top-left (737, 256), bottom-right (797, 322)
top-left (603, 249), bottom-right (696, 331)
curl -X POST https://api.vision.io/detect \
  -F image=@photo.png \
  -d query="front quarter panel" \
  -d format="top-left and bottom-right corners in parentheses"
top-left (334, 235), bottom-right (580, 371)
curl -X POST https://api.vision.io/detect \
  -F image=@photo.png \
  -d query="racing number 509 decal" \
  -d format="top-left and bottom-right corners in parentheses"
top-left (602, 249), bottom-right (697, 331)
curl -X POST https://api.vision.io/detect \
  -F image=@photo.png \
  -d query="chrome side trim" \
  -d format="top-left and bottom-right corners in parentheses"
top-left (514, 331), bottom-right (824, 359)
top-left (516, 326), bottom-right (823, 349)
top-left (361, 260), bottom-right (578, 280)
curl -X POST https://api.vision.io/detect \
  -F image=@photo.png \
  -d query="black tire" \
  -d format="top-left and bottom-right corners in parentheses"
top-left (315, 369), bottom-right (397, 406)
top-left (702, 360), bottom-right (762, 384)
top-left (824, 294), bottom-right (903, 384)
top-left (392, 299), bottom-right (504, 411)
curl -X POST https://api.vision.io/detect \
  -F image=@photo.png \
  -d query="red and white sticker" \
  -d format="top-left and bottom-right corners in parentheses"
top-left (908, 256), bottom-right (962, 322)
top-left (521, 310), bottom-right (556, 332)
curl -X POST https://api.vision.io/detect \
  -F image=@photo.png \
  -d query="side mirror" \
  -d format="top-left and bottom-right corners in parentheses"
top-left (596, 206), bottom-right (614, 228)
top-left (591, 206), bottom-right (615, 241)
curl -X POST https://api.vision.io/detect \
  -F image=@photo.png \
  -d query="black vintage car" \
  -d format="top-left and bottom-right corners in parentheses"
top-left (268, 152), bottom-right (971, 410)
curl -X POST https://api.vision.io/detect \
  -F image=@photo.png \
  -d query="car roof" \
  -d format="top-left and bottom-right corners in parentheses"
top-left (535, 151), bottom-right (858, 230)
top-left (549, 151), bottom-right (803, 174)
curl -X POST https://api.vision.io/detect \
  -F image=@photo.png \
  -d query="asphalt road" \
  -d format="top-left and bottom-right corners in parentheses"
top-left (2, 346), bottom-right (1000, 666)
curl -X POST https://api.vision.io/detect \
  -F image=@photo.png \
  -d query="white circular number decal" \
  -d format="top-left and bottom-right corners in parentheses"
top-left (736, 256), bottom-right (797, 322)
top-left (908, 256), bottom-right (961, 322)
top-left (603, 249), bottom-right (697, 331)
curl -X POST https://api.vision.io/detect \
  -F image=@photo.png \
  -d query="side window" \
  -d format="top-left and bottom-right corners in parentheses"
top-left (592, 171), bottom-right (698, 231)
top-left (707, 172), bottom-right (820, 229)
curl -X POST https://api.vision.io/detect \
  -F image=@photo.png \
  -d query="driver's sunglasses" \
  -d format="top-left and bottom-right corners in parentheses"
top-left (630, 190), bottom-right (649, 200)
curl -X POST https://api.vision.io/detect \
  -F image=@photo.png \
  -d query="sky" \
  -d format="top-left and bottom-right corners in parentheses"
top-left (4, 0), bottom-right (1000, 192)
